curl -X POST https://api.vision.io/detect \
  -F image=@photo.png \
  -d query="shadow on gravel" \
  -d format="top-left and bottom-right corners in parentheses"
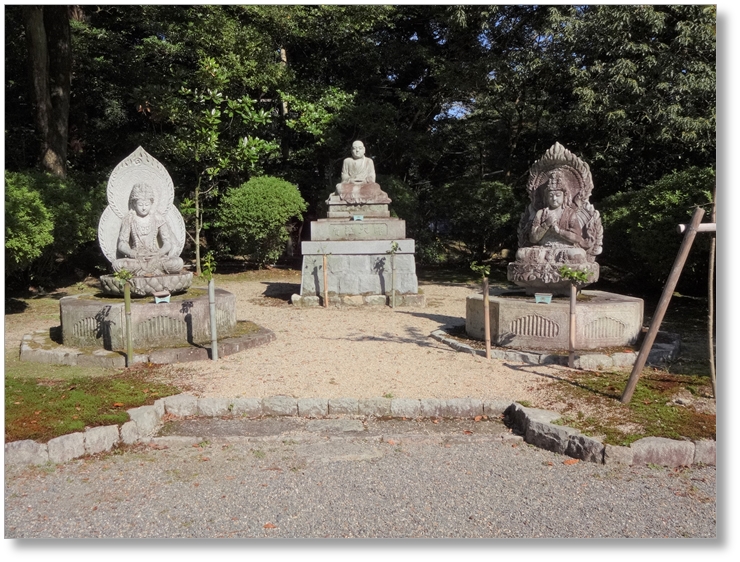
top-left (344, 326), bottom-right (440, 349)
top-left (504, 363), bottom-right (621, 400)
top-left (395, 309), bottom-right (465, 328)
top-left (261, 281), bottom-right (300, 299)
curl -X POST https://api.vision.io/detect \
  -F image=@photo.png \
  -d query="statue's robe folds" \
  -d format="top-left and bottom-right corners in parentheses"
top-left (335, 157), bottom-right (390, 205)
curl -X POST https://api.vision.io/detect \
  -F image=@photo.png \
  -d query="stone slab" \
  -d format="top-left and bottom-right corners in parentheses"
top-left (604, 444), bottom-right (634, 466)
top-left (483, 399), bottom-right (512, 416)
top-left (328, 398), bottom-right (359, 415)
top-left (630, 436), bottom-right (695, 467)
top-left (300, 253), bottom-right (419, 296)
top-left (693, 439), bottom-right (716, 466)
top-left (198, 397), bottom-right (232, 417)
top-left (126, 405), bottom-right (161, 437)
top-left (84, 425), bottom-right (120, 455)
top-left (163, 394), bottom-right (199, 417)
top-left (466, 290), bottom-right (643, 350)
top-left (231, 398), bottom-right (263, 417)
top-left (47, 432), bottom-right (85, 464)
top-left (120, 421), bottom-right (140, 445)
top-left (442, 398), bottom-right (483, 418)
top-left (5, 440), bottom-right (49, 466)
top-left (358, 398), bottom-right (391, 417)
top-left (390, 398), bottom-right (421, 418)
top-left (263, 396), bottom-right (298, 416)
top-left (311, 219), bottom-right (406, 241)
top-left (297, 398), bottom-right (329, 417)
top-left (305, 419), bottom-right (365, 433)
top-left (302, 239), bottom-right (415, 255)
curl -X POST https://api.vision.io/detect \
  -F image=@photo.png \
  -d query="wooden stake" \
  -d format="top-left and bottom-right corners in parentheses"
top-left (124, 281), bottom-right (133, 367)
top-left (708, 189), bottom-right (716, 398)
top-left (483, 277), bottom-right (491, 360)
top-left (568, 283), bottom-right (576, 368)
top-left (323, 253), bottom-right (328, 308)
top-left (621, 206), bottom-right (705, 404)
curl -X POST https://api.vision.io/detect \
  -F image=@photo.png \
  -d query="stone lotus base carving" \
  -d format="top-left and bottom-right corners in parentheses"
top-left (507, 262), bottom-right (600, 296)
top-left (99, 272), bottom-right (193, 297)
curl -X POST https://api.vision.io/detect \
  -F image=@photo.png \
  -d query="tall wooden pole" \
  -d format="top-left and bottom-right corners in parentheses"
top-left (621, 206), bottom-right (705, 404)
top-left (707, 190), bottom-right (716, 397)
top-left (124, 281), bottom-right (133, 367)
top-left (322, 253), bottom-right (328, 308)
top-left (208, 278), bottom-right (219, 361)
top-left (483, 278), bottom-right (491, 360)
top-left (568, 283), bottom-right (576, 368)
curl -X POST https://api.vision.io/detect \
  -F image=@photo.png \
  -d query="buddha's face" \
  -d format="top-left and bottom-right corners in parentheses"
top-left (134, 198), bottom-right (153, 217)
top-left (351, 142), bottom-right (365, 159)
top-left (546, 188), bottom-right (564, 210)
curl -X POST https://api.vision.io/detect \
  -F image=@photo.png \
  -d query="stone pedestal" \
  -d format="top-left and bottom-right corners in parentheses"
top-left (296, 199), bottom-right (423, 306)
top-left (60, 288), bottom-right (236, 350)
top-left (466, 290), bottom-right (643, 350)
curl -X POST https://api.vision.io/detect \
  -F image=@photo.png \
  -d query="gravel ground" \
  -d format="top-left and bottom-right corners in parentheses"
top-left (4, 417), bottom-right (716, 538)
top-left (157, 275), bottom-right (559, 403)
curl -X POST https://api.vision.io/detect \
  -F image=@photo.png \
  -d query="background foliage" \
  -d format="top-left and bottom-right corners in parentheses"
top-left (4, 5), bottom-right (715, 294)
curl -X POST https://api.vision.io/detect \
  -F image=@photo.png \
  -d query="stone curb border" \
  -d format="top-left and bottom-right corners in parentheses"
top-left (504, 403), bottom-right (715, 468)
top-left (5, 394), bottom-right (714, 469)
top-left (430, 327), bottom-right (680, 370)
top-left (18, 324), bottom-right (276, 368)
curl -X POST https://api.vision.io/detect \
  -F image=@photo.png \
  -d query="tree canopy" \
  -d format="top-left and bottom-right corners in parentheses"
top-left (4, 5), bottom-right (715, 293)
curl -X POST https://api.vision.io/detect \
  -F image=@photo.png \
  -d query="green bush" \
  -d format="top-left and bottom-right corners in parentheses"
top-left (4, 171), bottom-right (55, 275)
top-left (600, 166), bottom-right (715, 292)
top-left (4, 170), bottom-right (106, 283)
top-left (216, 176), bottom-right (307, 267)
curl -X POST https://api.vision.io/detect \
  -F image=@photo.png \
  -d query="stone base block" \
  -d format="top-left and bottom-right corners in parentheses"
top-left (326, 194), bottom-right (390, 218)
top-left (466, 290), bottom-right (643, 350)
top-left (290, 293), bottom-right (426, 308)
top-left (311, 218), bottom-right (406, 241)
top-left (60, 288), bottom-right (236, 350)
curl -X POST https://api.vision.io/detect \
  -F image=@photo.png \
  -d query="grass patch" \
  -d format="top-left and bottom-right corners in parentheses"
top-left (5, 363), bottom-right (180, 443)
top-left (546, 369), bottom-right (715, 446)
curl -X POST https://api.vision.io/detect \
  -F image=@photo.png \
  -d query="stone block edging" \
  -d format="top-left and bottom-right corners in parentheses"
top-left (430, 327), bottom-right (679, 370)
top-left (18, 325), bottom-right (275, 368)
top-left (504, 403), bottom-right (715, 468)
top-left (5, 394), bottom-right (714, 468)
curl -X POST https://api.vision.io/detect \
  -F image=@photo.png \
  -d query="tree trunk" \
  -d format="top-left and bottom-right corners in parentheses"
top-left (23, 5), bottom-right (71, 178)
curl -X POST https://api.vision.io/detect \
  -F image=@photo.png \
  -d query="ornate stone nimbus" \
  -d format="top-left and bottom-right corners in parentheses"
top-left (97, 146), bottom-right (192, 296)
top-left (507, 142), bottom-right (604, 295)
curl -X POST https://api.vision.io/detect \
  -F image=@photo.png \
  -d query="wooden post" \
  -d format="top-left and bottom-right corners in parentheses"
top-left (707, 191), bottom-right (716, 398)
top-left (568, 283), bottom-right (576, 368)
top-left (483, 277), bottom-right (491, 360)
top-left (391, 252), bottom-right (396, 309)
top-left (322, 253), bottom-right (328, 308)
top-left (208, 277), bottom-right (218, 361)
top-left (621, 206), bottom-right (705, 404)
top-left (124, 281), bottom-right (134, 367)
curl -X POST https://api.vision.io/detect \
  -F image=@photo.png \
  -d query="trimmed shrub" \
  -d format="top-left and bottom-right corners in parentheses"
top-left (4, 171), bottom-right (54, 275)
top-left (217, 176), bottom-right (307, 267)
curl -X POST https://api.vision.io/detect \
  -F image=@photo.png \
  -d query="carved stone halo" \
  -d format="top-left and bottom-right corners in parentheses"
top-left (97, 147), bottom-right (186, 264)
top-left (527, 142), bottom-right (594, 210)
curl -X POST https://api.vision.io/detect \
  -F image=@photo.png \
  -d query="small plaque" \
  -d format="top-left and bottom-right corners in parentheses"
top-left (153, 290), bottom-right (171, 304)
top-left (352, 215), bottom-right (364, 221)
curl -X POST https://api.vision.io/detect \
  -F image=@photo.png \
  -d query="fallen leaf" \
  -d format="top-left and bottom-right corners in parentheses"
top-left (201, 457), bottom-right (210, 462)
top-left (193, 482), bottom-right (200, 487)
top-left (444, 443), bottom-right (451, 448)
top-left (564, 459), bottom-right (580, 465)
top-left (643, 400), bottom-right (652, 405)
top-left (431, 419), bottom-right (439, 424)
top-left (34, 411), bottom-right (41, 415)
top-left (387, 439), bottom-right (397, 445)
top-left (113, 402), bottom-right (124, 408)
top-left (13, 401), bottom-right (20, 405)
top-left (483, 415), bottom-right (488, 420)
top-left (511, 443), bottom-right (518, 448)
top-left (264, 523), bottom-right (277, 529)
top-left (474, 416), bottom-right (482, 422)
top-left (463, 430), bottom-right (473, 435)
top-left (92, 506), bottom-right (98, 511)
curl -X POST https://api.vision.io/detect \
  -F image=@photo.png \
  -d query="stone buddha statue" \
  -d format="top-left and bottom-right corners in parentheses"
top-left (334, 141), bottom-right (391, 205)
top-left (112, 182), bottom-right (184, 276)
top-left (508, 143), bottom-right (603, 295)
